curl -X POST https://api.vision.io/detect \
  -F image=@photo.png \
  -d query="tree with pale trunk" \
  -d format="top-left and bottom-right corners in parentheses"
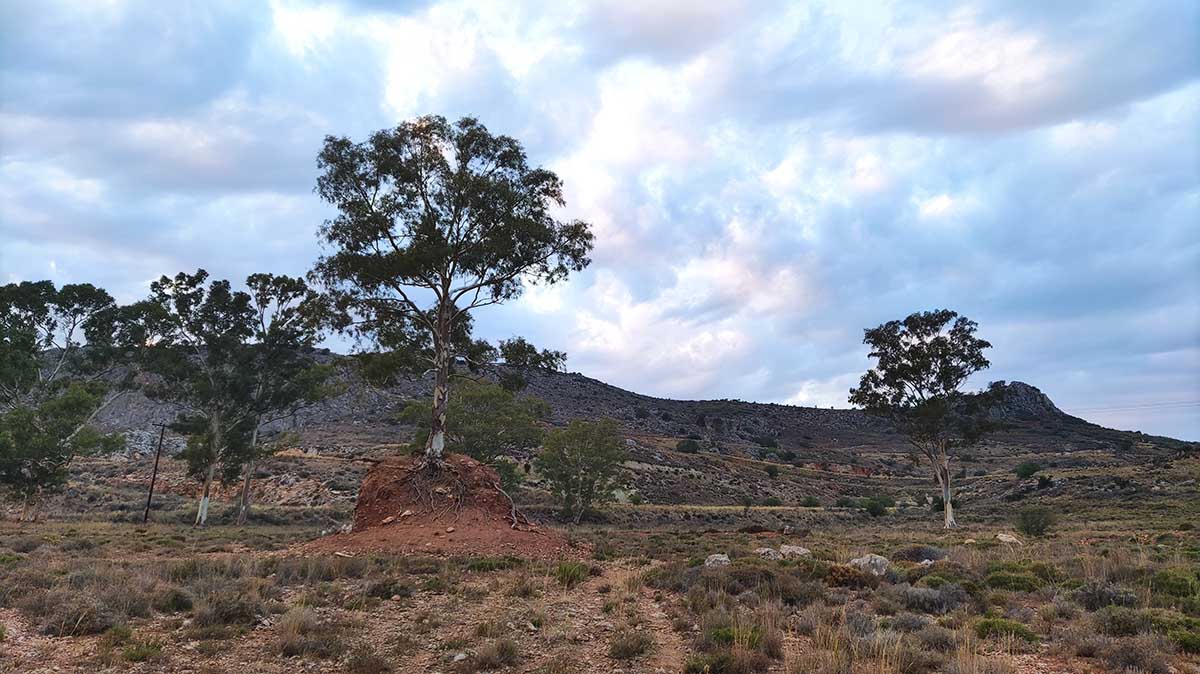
top-left (0, 281), bottom-right (130, 521)
top-left (234, 273), bottom-right (334, 525)
top-left (311, 115), bottom-right (592, 466)
top-left (136, 270), bottom-right (258, 527)
top-left (848, 309), bottom-right (995, 529)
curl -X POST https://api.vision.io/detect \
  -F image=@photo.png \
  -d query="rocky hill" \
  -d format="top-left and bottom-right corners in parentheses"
top-left (92, 352), bottom-right (1194, 474)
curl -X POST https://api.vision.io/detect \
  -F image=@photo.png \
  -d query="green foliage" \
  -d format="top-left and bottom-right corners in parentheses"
top-left (403, 380), bottom-right (548, 478)
top-left (974, 617), bottom-right (1037, 642)
top-left (764, 464), bottom-right (779, 479)
top-left (1014, 462), bottom-right (1041, 479)
top-left (1093, 606), bottom-right (1151, 636)
top-left (849, 309), bottom-right (995, 527)
top-left (863, 497), bottom-right (890, 517)
top-left (0, 281), bottom-right (127, 502)
top-left (311, 116), bottom-right (592, 458)
top-left (535, 419), bottom-right (627, 523)
top-left (800, 496), bottom-right (820, 507)
top-left (0, 383), bottom-right (123, 499)
top-left (676, 438), bottom-right (702, 453)
top-left (553, 561), bottom-right (590, 588)
top-left (1152, 568), bottom-right (1199, 598)
top-left (762, 496), bottom-right (783, 507)
top-left (1015, 506), bottom-right (1055, 537)
top-left (985, 572), bottom-right (1042, 592)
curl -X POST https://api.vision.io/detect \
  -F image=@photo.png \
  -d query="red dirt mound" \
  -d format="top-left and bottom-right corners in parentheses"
top-left (303, 454), bottom-right (580, 559)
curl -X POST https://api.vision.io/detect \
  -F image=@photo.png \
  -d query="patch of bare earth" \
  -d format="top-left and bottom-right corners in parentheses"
top-left (303, 454), bottom-right (581, 560)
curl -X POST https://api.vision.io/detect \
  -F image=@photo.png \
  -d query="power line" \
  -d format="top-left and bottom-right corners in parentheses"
top-left (1064, 400), bottom-right (1200, 414)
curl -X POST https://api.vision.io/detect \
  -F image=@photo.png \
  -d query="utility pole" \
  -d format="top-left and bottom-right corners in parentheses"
top-left (143, 423), bottom-right (167, 524)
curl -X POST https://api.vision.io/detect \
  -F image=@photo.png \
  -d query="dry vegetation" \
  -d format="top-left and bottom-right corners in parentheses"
top-left (0, 458), bottom-right (1197, 673)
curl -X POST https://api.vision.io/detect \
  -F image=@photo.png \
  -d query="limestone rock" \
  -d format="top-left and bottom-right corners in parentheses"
top-left (848, 553), bottom-right (890, 577)
top-left (779, 545), bottom-right (811, 558)
top-left (755, 547), bottom-right (782, 560)
top-left (705, 553), bottom-right (731, 567)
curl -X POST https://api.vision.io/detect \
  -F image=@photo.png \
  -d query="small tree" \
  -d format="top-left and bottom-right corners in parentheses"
top-left (402, 379), bottom-right (549, 488)
top-left (849, 309), bottom-right (994, 529)
top-left (136, 270), bottom-right (258, 526)
top-left (535, 418), bottom-right (625, 524)
top-left (0, 281), bottom-right (129, 520)
top-left (312, 115), bottom-right (593, 466)
top-left (234, 274), bottom-right (334, 525)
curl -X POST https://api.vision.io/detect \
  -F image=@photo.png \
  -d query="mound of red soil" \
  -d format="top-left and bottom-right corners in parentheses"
top-left (304, 454), bottom-right (580, 559)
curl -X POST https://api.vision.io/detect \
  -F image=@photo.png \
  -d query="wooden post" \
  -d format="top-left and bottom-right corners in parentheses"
top-left (143, 424), bottom-right (166, 524)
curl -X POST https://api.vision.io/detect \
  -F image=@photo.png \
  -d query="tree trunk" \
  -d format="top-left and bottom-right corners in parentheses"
top-left (195, 462), bottom-right (216, 527)
top-left (196, 415), bottom-right (221, 527)
top-left (236, 424), bottom-right (260, 526)
top-left (937, 462), bottom-right (957, 529)
top-left (235, 459), bottom-right (255, 526)
top-left (425, 303), bottom-right (451, 461)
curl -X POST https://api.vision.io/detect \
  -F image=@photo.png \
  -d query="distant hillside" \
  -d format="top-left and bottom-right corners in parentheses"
top-left (94, 352), bottom-right (1195, 476)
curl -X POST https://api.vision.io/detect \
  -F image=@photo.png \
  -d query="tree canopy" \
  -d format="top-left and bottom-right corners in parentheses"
top-left (849, 309), bottom-right (994, 528)
top-left (312, 115), bottom-right (592, 461)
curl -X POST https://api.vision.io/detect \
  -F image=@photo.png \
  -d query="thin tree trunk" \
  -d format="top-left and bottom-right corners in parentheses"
top-left (19, 494), bottom-right (30, 523)
top-left (195, 463), bottom-right (216, 527)
top-left (425, 304), bottom-right (451, 461)
top-left (236, 423), bottom-right (260, 526)
top-left (196, 415), bottom-right (221, 527)
top-left (938, 460), bottom-right (957, 529)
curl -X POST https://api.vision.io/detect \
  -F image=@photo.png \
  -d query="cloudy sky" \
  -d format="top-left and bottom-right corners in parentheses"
top-left (2, 1), bottom-right (1198, 439)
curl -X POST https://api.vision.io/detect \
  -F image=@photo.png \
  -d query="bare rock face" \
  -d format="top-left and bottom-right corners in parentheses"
top-left (848, 553), bottom-right (890, 577)
top-left (989, 381), bottom-right (1063, 419)
top-left (705, 553), bottom-right (731, 567)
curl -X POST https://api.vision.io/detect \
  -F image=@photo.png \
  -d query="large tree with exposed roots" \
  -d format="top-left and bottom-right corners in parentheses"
top-left (849, 310), bottom-right (995, 529)
top-left (312, 115), bottom-right (593, 466)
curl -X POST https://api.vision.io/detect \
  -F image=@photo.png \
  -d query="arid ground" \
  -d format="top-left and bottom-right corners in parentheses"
top-left (1, 453), bottom-right (1197, 674)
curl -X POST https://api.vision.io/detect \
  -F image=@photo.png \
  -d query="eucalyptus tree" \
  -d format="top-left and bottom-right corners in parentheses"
top-left (312, 115), bottom-right (593, 465)
top-left (0, 281), bottom-right (129, 520)
top-left (137, 270), bottom-right (258, 526)
top-left (849, 309), bottom-right (994, 529)
top-left (234, 273), bottom-right (334, 525)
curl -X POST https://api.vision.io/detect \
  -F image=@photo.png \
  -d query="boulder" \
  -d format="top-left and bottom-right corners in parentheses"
top-left (705, 554), bottom-right (731, 567)
top-left (848, 553), bottom-right (890, 577)
top-left (755, 547), bottom-right (782, 561)
top-left (779, 545), bottom-right (812, 559)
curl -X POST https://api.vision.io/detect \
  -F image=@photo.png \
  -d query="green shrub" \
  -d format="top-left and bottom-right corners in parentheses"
top-left (974, 617), bottom-right (1037, 642)
top-left (1014, 506), bottom-right (1055, 537)
top-left (1094, 606), bottom-right (1151, 636)
top-left (800, 496), bottom-right (820, 508)
top-left (465, 556), bottom-right (523, 573)
top-left (764, 465), bottom-right (779, 479)
top-left (553, 562), bottom-right (590, 589)
top-left (1169, 627), bottom-right (1200, 654)
top-left (864, 498), bottom-right (889, 517)
top-left (762, 497), bottom-right (783, 507)
top-left (985, 572), bottom-right (1042, 592)
top-left (1014, 462), bottom-right (1041, 479)
top-left (122, 641), bottom-right (163, 662)
top-left (676, 439), bottom-right (702, 453)
top-left (1153, 568), bottom-right (1199, 598)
